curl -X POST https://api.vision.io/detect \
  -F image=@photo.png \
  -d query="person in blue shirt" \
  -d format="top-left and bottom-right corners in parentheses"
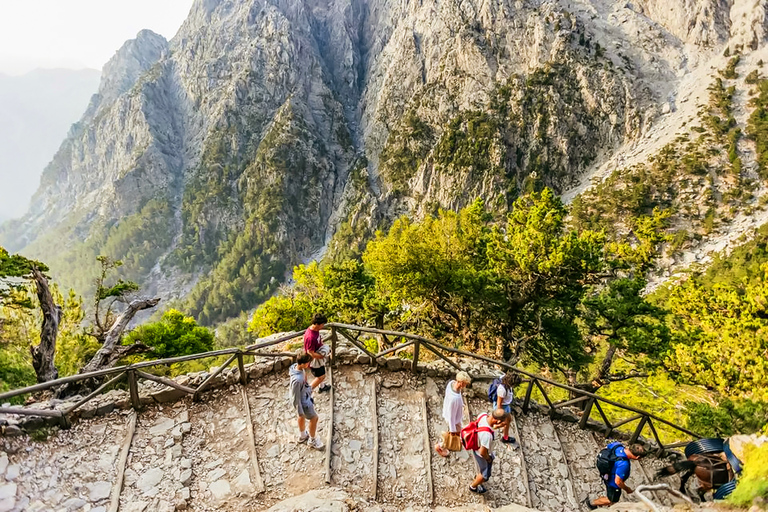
top-left (586, 442), bottom-right (646, 508)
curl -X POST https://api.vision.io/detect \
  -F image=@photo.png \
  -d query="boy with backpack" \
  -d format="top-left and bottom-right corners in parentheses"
top-left (585, 442), bottom-right (646, 508)
top-left (488, 371), bottom-right (521, 444)
top-left (304, 313), bottom-right (331, 393)
top-left (461, 408), bottom-right (511, 494)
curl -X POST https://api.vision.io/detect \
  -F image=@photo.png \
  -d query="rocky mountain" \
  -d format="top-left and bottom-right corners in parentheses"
top-left (0, 68), bottom-right (100, 221)
top-left (2, 0), bottom-right (768, 324)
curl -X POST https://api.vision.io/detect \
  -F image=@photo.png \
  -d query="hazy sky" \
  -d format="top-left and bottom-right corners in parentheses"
top-left (0, 0), bottom-right (195, 75)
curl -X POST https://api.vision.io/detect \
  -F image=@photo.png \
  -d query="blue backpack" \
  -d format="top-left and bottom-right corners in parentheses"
top-left (488, 377), bottom-right (502, 403)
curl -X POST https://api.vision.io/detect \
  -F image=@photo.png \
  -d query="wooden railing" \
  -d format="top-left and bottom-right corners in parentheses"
top-left (0, 323), bottom-right (700, 454)
top-left (0, 330), bottom-right (306, 427)
top-left (327, 323), bottom-right (701, 454)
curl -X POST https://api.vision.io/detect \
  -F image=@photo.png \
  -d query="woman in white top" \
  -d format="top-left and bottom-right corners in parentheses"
top-left (495, 371), bottom-right (521, 444)
top-left (435, 371), bottom-right (472, 457)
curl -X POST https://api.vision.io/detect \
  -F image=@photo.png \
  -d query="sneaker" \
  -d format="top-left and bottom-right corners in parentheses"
top-left (501, 436), bottom-right (516, 444)
top-left (469, 484), bottom-right (487, 494)
top-left (308, 436), bottom-right (324, 450)
top-left (584, 497), bottom-right (597, 510)
top-left (298, 430), bottom-right (309, 443)
top-left (318, 384), bottom-right (332, 393)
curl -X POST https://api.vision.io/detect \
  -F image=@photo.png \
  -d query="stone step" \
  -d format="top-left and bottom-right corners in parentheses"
top-left (517, 411), bottom-right (579, 511)
top-left (0, 411), bottom-right (128, 512)
top-left (246, 367), bottom-right (329, 508)
top-left (330, 365), bottom-right (376, 495)
top-left (184, 385), bottom-right (257, 511)
top-left (375, 371), bottom-right (430, 507)
top-left (119, 404), bottom-right (192, 512)
top-left (554, 420), bottom-right (606, 505)
top-left (465, 396), bottom-right (530, 509)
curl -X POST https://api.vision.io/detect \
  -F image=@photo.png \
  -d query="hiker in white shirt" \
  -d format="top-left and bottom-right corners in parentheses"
top-left (435, 371), bottom-right (471, 457)
top-left (469, 409), bottom-right (510, 494)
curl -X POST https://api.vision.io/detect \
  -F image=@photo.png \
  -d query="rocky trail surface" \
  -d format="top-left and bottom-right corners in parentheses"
top-left (0, 360), bottom-right (690, 512)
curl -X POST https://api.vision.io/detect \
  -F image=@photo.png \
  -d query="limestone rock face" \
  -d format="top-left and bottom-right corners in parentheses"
top-left (2, 0), bottom-right (767, 319)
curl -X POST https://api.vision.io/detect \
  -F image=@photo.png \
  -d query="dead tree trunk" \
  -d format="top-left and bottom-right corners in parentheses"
top-left (29, 267), bottom-right (61, 383)
top-left (79, 297), bottom-right (160, 374)
top-left (56, 297), bottom-right (159, 398)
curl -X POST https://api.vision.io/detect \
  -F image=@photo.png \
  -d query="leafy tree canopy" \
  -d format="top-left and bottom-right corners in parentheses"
top-left (124, 309), bottom-right (214, 360)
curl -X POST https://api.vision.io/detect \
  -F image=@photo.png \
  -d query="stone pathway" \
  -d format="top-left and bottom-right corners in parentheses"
top-left (330, 365), bottom-right (376, 495)
top-left (0, 361), bottom-right (689, 512)
top-left (119, 404), bottom-right (191, 512)
top-left (555, 421), bottom-right (606, 505)
top-left (376, 371), bottom-right (429, 507)
top-left (517, 411), bottom-right (579, 511)
top-left (183, 386), bottom-right (256, 511)
top-left (0, 411), bottom-right (126, 512)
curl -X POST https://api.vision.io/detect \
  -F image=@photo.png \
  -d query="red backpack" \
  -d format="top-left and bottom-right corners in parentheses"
top-left (461, 413), bottom-right (494, 451)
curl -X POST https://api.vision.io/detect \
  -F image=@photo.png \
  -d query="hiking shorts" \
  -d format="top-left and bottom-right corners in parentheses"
top-left (298, 402), bottom-right (317, 420)
top-left (310, 365), bottom-right (326, 378)
top-left (473, 452), bottom-right (493, 481)
top-left (501, 404), bottom-right (513, 415)
top-left (604, 483), bottom-right (621, 503)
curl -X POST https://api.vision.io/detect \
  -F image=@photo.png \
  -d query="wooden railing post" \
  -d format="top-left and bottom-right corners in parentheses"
top-left (331, 327), bottom-right (338, 367)
top-left (579, 397), bottom-right (594, 429)
top-left (522, 379), bottom-right (535, 413)
top-left (412, 340), bottom-right (420, 373)
top-left (630, 416), bottom-right (648, 444)
top-left (237, 352), bottom-right (247, 385)
top-left (128, 370), bottom-right (141, 411)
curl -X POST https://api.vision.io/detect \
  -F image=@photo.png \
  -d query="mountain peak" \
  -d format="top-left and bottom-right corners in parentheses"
top-left (94, 29), bottom-right (168, 110)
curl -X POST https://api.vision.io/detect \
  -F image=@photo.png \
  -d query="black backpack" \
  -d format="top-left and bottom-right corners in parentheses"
top-left (596, 444), bottom-right (626, 478)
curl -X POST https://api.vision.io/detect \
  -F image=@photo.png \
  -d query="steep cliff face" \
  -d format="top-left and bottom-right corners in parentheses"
top-left (2, 0), bottom-right (768, 324)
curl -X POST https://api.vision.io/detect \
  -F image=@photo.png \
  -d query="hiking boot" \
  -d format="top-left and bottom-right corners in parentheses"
top-left (469, 484), bottom-right (487, 494)
top-left (308, 436), bottom-right (324, 450)
top-left (584, 497), bottom-right (597, 510)
top-left (298, 430), bottom-right (309, 443)
top-left (318, 384), bottom-right (332, 393)
top-left (501, 436), bottom-right (516, 444)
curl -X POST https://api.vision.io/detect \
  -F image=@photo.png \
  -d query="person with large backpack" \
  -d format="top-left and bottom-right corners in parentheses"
top-left (585, 442), bottom-right (646, 508)
top-left (462, 409), bottom-right (511, 494)
top-left (488, 371), bottom-right (521, 445)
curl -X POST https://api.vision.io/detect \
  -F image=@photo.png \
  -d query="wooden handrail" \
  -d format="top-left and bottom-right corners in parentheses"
top-left (0, 322), bottom-right (701, 445)
top-left (0, 331), bottom-right (303, 402)
top-left (326, 324), bottom-right (701, 442)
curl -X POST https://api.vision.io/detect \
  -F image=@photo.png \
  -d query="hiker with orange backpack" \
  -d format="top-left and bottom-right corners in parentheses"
top-left (462, 408), bottom-right (511, 494)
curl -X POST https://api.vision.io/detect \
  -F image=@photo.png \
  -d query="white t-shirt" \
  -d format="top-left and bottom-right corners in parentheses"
top-left (497, 384), bottom-right (514, 406)
top-left (442, 380), bottom-right (464, 431)
top-left (474, 414), bottom-right (494, 455)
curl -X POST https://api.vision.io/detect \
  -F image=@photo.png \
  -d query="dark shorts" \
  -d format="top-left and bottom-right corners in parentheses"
top-left (604, 483), bottom-right (621, 503)
top-left (473, 452), bottom-right (493, 481)
top-left (298, 402), bottom-right (317, 420)
top-left (310, 366), bottom-right (326, 378)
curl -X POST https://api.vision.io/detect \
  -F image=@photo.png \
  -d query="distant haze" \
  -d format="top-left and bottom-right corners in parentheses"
top-left (0, 1), bottom-right (194, 75)
top-left (0, 0), bottom-right (193, 222)
top-left (0, 69), bottom-right (101, 221)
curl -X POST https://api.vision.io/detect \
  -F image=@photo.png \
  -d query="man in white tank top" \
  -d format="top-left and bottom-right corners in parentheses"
top-left (435, 371), bottom-right (472, 457)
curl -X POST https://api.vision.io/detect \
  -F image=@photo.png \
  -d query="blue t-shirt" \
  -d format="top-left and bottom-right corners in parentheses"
top-left (607, 442), bottom-right (631, 489)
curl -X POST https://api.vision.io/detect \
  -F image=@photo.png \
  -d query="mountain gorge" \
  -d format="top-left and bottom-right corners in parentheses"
top-left (3, 0), bottom-right (768, 325)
